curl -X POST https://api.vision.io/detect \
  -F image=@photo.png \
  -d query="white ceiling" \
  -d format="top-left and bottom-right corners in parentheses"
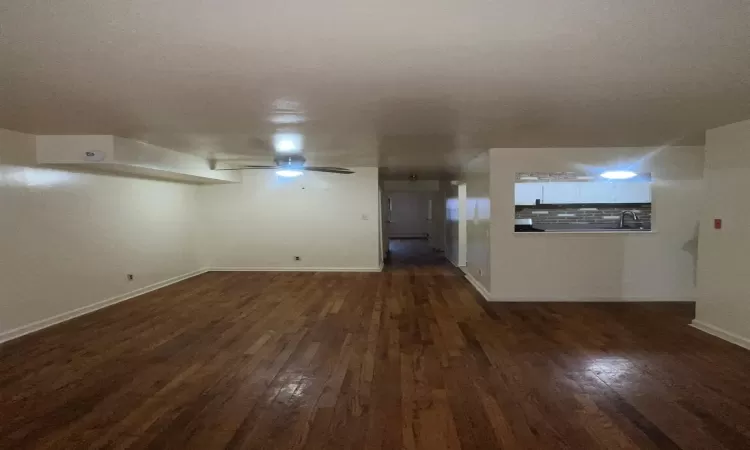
top-left (1, 0), bottom-right (749, 172)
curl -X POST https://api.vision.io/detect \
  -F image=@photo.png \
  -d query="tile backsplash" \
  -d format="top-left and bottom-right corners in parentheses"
top-left (516, 204), bottom-right (652, 226)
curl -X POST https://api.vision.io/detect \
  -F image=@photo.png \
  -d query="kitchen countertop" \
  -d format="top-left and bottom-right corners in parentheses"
top-left (514, 223), bottom-right (653, 234)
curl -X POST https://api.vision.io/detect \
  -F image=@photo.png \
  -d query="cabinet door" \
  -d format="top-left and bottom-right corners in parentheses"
top-left (514, 183), bottom-right (543, 205)
top-left (578, 182), bottom-right (616, 203)
top-left (541, 182), bottom-right (580, 204)
top-left (613, 182), bottom-right (651, 203)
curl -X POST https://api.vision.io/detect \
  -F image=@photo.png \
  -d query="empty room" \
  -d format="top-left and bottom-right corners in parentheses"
top-left (1, 1), bottom-right (750, 449)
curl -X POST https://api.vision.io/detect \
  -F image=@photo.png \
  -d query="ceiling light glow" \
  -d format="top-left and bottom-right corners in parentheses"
top-left (276, 140), bottom-right (296, 152)
top-left (276, 169), bottom-right (304, 178)
top-left (272, 132), bottom-right (303, 153)
top-left (600, 170), bottom-right (638, 180)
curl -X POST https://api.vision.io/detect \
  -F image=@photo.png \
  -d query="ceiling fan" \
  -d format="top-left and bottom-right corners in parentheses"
top-left (210, 135), bottom-right (354, 177)
top-left (213, 154), bottom-right (354, 176)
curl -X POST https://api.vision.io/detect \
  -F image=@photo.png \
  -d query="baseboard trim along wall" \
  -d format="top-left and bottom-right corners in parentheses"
top-left (690, 320), bottom-right (750, 351)
top-left (0, 266), bottom-right (388, 345)
top-left (209, 267), bottom-right (384, 272)
top-left (465, 273), bottom-right (491, 301)
top-left (0, 268), bottom-right (209, 344)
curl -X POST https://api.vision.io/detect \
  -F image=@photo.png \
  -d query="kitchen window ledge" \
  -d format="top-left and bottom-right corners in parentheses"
top-left (513, 230), bottom-right (657, 235)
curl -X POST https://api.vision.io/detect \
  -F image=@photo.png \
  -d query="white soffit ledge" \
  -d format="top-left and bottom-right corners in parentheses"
top-left (35, 135), bottom-right (240, 184)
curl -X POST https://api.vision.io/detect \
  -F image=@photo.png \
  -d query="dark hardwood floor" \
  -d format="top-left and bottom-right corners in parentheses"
top-left (1, 244), bottom-right (749, 449)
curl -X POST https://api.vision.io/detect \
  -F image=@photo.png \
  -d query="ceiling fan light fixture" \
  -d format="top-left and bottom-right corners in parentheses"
top-left (269, 113), bottom-right (306, 125)
top-left (276, 169), bottom-right (304, 178)
top-left (273, 132), bottom-right (303, 153)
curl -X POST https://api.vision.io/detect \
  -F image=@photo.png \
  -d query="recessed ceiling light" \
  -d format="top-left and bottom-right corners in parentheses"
top-left (276, 169), bottom-right (304, 178)
top-left (600, 170), bottom-right (638, 180)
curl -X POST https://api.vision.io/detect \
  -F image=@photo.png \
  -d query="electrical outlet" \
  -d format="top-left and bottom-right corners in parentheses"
top-left (127, 274), bottom-right (134, 281)
top-left (294, 256), bottom-right (301, 261)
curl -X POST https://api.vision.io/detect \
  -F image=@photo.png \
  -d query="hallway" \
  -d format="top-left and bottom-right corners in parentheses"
top-left (385, 238), bottom-right (451, 272)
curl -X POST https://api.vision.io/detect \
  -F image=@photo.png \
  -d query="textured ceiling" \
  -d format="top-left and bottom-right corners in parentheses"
top-left (1, 0), bottom-right (749, 172)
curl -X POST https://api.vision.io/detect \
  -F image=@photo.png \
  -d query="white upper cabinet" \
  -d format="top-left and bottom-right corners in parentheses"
top-left (540, 182), bottom-right (580, 204)
top-left (514, 183), bottom-right (544, 205)
top-left (578, 182), bottom-right (616, 203)
top-left (612, 182), bottom-right (652, 203)
top-left (516, 180), bottom-right (652, 205)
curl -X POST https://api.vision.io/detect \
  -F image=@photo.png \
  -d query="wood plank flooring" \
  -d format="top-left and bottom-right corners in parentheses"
top-left (1, 260), bottom-right (750, 448)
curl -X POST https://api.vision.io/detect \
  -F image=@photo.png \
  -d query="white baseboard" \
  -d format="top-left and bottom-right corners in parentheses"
top-left (691, 320), bottom-right (750, 351)
top-left (0, 268), bottom-right (209, 344)
top-left (209, 267), bottom-right (383, 272)
top-left (491, 296), bottom-right (695, 302)
top-left (465, 273), bottom-right (491, 301)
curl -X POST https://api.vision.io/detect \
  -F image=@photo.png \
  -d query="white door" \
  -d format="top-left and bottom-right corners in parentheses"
top-left (387, 192), bottom-right (430, 238)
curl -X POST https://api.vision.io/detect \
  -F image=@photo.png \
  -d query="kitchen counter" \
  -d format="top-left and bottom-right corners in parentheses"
top-left (514, 223), bottom-right (653, 234)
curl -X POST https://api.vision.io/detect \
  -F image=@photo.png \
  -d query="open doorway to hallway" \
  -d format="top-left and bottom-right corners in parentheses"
top-left (380, 178), bottom-right (467, 270)
top-left (387, 191), bottom-right (431, 239)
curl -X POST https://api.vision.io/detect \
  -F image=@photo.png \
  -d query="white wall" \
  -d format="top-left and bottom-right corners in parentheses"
top-left (0, 129), bottom-right (203, 341)
top-left (694, 119), bottom-right (750, 347)
top-left (382, 180), bottom-right (440, 191)
top-left (490, 146), bottom-right (704, 301)
top-left (464, 153), bottom-right (491, 293)
top-left (198, 168), bottom-right (381, 271)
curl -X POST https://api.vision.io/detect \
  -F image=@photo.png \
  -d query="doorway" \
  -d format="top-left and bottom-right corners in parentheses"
top-left (444, 182), bottom-right (467, 267)
top-left (384, 190), bottom-right (442, 268)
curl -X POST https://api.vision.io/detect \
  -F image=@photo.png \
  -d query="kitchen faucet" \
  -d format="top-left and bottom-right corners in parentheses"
top-left (619, 210), bottom-right (639, 228)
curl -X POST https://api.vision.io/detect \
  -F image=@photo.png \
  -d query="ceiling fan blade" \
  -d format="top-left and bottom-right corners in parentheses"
top-left (304, 166), bottom-right (355, 174)
top-left (214, 165), bottom-right (277, 171)
top-left (250, 137), bottom-right (274, 152)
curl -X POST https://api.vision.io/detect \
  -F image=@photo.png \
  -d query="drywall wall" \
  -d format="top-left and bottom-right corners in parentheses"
top-left (382, 180), bottom-right (440, 191)
top-left (198, 168), bottom-right (381, 271)
top-left (694, 119), bottom-right (750, 347)
top-left (490, 146), bottom-right (704, 301)
top-left (464, 153), bottom-right (492, 295)
top-left (0, 129), bottom-right (204, 341)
